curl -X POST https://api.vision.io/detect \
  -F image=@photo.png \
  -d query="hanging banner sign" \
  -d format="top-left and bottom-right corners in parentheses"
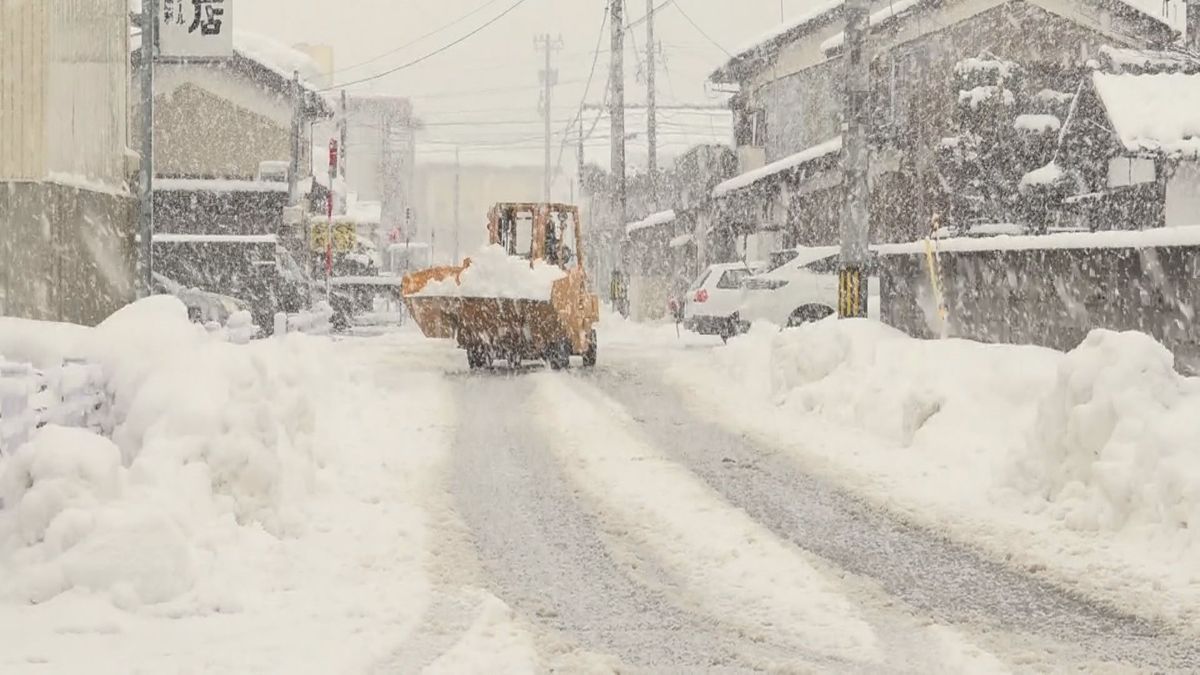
top-left (160, 0), bottom-right (234, 59)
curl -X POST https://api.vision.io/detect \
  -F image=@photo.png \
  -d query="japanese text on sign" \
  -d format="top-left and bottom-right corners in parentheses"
top-left (160, 0), bottom-right (233, 59)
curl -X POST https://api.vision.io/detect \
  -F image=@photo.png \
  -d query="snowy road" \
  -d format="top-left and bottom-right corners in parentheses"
top-left (373, 331), bottom-right (1200, 673)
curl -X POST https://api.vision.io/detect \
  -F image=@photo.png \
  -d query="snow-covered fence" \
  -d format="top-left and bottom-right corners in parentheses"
top-left (0, 358), bottom-right (109, 455)
top-left (877, 228), bottom-right (1200, 372)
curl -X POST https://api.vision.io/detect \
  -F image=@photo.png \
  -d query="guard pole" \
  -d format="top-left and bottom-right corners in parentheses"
top-left (326, 139), bottom-right (338, 300)
top-left (838, 0), bottom-right (871, 318)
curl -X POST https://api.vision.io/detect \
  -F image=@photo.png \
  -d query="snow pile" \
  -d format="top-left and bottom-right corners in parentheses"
top-left (0, 297), bottom-right (328, 607)
top-left (954, 56), bottom-right (1018, 79)
top-left (663, 318), bottom-right (1200, 621)
top-left (415, 244), bottom-right (566, 301)
top-left (1014, 114), bottom-right (1061, 133)
top-left (1016, 330), bottom-right (1200, 532)
top-left (1019, 161), bottom-right (1065, 189)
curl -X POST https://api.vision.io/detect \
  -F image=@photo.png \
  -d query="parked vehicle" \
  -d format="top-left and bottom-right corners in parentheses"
top-left (736, 246), bottom-right (880, 329)
top-left (682, 262), bottom-right (762, 341)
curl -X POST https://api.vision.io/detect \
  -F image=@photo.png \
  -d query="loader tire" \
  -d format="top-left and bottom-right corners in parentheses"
top-left (546, 340), bottom-right (571, 371)
top-left (467, 347), bottom-right (491, 370)
top-left (582, 330), bottom-right (598, 368)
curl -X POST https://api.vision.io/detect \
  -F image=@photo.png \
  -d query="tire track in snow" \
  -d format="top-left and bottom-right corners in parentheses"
top-left (534, 372), bottom-right (1013, 674)
top-left (582, 362), bottom-right (1200, 672)
top-left (442, 370), bottom-right (816, 672)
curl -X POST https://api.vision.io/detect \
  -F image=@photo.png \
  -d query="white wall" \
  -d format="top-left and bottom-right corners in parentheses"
top-left (1167, 161), bottom-right (1200, 227)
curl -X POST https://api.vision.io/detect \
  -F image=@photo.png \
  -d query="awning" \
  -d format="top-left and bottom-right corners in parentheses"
top-left (669, 233), bottom-right (695, 248)
top-left (712, 136), bottom-right (841, 198)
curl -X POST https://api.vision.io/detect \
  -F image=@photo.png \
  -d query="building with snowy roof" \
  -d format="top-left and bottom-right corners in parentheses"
top-left (1052, 64), bottom-right (1200, 230)
top-left (707, 0), bottom-right (1186, 253)
top-left (0, 0), bottom-right (136, 324)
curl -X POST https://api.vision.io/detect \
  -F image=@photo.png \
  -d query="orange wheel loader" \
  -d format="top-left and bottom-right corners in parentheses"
top-left (401, 203), bottom-right (600, 370)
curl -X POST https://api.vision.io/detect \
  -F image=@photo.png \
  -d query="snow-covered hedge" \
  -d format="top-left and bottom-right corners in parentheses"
top-left (0, 297), bottom-right (329, 607)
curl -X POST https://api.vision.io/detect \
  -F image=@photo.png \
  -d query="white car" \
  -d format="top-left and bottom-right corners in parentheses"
top-left (736, 246), bottom-right (880, 328)
top-left (682, 262), bottom-right (762, 340)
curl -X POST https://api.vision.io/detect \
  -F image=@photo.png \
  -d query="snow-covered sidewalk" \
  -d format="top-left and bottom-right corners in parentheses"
top-left (607, 315), bottom-right (1200, 628)
top-left (0, 300), bottom-right (456, 674)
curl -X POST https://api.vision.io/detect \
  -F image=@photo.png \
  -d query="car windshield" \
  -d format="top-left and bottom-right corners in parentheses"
top-left (7, 3), bottom-right (1196, 673)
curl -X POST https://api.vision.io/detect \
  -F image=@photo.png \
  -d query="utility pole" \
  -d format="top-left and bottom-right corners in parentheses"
top-left (138, 0), bottom-right (157, 297)
top-left (536, 34), bottom-right (563, 202)
top-left (288, 72), bottom-right (302, 207)
top-left (838, 0), bottom-right (871, 319)
top-left (645, 0), bottom-right (658, 207)
top-left (610, 0), bottom-right (627, 230)
top-left (453, 146), bottom-right (461, 262)
top-left (340, 89), bottom-right (349, 191)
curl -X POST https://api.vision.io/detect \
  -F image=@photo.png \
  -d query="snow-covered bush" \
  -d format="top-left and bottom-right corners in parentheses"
top-left (0, 297), bottom-right (329, 607)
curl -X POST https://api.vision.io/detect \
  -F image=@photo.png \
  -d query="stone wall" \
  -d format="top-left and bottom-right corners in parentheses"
top-left (0, 182), bottom-right (136, 325)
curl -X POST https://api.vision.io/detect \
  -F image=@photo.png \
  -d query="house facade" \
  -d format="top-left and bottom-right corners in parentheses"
top-left (0, 0), bottom-right (136, 324)
top-left (709, 0), bottom-right (1181, 253)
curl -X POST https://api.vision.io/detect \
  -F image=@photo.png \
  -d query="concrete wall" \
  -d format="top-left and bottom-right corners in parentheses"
top-left (0, 182), bottom-right (136, 325)
top-left (880, 245), bottom-right (1200, 370)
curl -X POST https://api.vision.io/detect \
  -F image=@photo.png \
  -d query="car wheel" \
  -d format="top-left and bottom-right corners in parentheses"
top-left (787, 305), bottom-right (835, 327)
top-left (467, 346), bottom-right (492, 370)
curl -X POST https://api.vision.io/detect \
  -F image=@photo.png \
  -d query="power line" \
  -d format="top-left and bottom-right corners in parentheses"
top-left (327, 0), bottom-right (507, 77)
top-left (550, 1), bottom-right (611, 191)
top-left (321, 0), bottom-right (532, 92)
top-left (669, 0), bottom-right (732, 57)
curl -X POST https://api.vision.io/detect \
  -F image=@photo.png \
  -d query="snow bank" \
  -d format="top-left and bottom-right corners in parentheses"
top-left (1017, 330), bottom-right (1200, 533)
top-left (415, 244), bottom-right (566, 301)
top-left (0, 297), bottom-right (328, 607)
top-left (958, 85), bottom-right (1015, 109)
top-left (663, 319), bottom-right (1200, 622)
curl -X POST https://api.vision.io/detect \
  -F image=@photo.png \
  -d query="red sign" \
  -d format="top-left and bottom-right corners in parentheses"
top-left (328, 140), bottom-right (339, 174)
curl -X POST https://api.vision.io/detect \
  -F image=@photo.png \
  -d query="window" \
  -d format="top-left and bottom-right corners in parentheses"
top-left (717, 269), bottom-right (752, 289)
top-left (735, 108), bottom-right (768, 147)
top-left (1108, 157), bottom-right (1155, 188)
top-left (803, 255), bottom-right (841, 274)
top-left (689, 270), bottom-right (711, 291)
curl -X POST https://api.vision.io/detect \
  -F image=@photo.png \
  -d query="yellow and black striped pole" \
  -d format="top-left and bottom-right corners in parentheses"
top-left (838, 265), bottom-right (868, 318)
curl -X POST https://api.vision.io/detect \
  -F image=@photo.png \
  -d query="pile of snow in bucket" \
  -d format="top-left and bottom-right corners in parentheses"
top-left (415, 244), bottom-right (566, 301)
top-left (0, 297), bottom-right (328, 607)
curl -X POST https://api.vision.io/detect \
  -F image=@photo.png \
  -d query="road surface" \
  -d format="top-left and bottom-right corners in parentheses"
top-left (376, 333), bottom-right (1200, 673)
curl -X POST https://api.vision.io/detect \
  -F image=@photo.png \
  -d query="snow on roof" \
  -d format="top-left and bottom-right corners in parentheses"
top-left (1098, 45), bottom-right (1199, 73)
top-left (821, 0), bottom-right (924, 53)
top-left (1014, 114), bottom-right (1061, 133)
top-left (1093, 72), bottom-right (1200, 156)
top-left (234, 31), bottom-right (324, 86)
top-left (724, 0), bottom-right (844, 65)
top-left (954, 56), bottom-right (1018, 79)
top-left (154, 178), bottom-right (290, 193)
top-left (712, 136), bottom-right (841, 198)
top-left (626, 210), bottom-right (677, 236)
top-left (153, 233), bottom-right (279, 245)
top-left (669, 233), bottom-right (695, 248)
top-left (877, 225), bottom-right (1200, 255)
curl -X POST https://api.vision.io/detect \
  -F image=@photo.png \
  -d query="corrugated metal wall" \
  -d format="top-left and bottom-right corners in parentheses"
top-left (44, 0), bottom-right (129, 184)
top-left (0, 0), bottom-right (128, 184)
top-left (0, 0), bottom-right (47, 180)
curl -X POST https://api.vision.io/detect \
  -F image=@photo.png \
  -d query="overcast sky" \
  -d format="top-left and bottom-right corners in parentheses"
top-left (237, 0), bottom-right (817, 166)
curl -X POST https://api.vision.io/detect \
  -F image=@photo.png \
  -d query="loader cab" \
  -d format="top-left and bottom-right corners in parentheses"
top-left (489, 203), bottom-right (584, 270)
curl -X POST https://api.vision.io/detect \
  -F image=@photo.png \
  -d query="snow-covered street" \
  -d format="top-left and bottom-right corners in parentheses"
top-left (5, 302), bottom-right (1197, 673)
